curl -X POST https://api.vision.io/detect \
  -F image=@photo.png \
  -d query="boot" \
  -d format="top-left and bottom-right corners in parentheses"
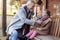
top-left (26, 38), bottom-right (31, 40)
top-left (22, 35), bottom-right (31, 40)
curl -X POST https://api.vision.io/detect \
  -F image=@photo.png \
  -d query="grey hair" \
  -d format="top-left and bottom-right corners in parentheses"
top-left (26, 0), bottom-right (35, 6)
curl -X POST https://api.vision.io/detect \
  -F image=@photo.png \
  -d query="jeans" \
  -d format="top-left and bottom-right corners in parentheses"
top-left (9, 28), bottom-right (23, 40)
top-left (9, 30), bottom-right (18, 40)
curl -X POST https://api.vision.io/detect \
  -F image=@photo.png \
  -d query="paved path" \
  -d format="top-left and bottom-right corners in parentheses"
top-left (0, 35), bottom-right (60, 40)
top-left (0, 29), bottom-right (2, 36)
top-left (35, 35), bottom-right (60, 40)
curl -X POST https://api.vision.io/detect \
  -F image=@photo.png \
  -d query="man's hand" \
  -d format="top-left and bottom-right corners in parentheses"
top-left (34, 20), bottom-right (42, 27)
top-left (36, 20), bottom-right (43, 24)
top-left (34, 22), bottom-right (40, 27)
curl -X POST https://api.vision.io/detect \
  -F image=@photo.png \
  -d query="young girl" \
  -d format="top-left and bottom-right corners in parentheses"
top-left (25, 6), bottom-right (50, 40)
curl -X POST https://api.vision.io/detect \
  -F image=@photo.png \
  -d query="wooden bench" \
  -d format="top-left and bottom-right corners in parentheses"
top-left (34, 35), bottom-right (60, 40)
top-left (50, 17), bottom-right (60, 37)
top-left (33, 17), bottom-right (60, 40)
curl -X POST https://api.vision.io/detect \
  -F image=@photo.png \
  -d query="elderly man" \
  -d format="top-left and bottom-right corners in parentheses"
top-left (6, 0), bottom-right (41, 40)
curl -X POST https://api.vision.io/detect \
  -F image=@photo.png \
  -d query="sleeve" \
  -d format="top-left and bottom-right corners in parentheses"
top-left (41, 20), bottom-right (52, 30)
top-left (17, 8), bottom-right (35, 26)
top-left (41, 20), bottom-right (51, 30)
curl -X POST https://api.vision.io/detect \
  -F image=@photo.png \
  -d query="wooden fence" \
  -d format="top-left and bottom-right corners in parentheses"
top-left (50, 16), bottom-right (60, 37)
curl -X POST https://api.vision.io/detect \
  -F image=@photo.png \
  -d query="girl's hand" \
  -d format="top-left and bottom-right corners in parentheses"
top-left (36, 28), bottom-right (42, 31)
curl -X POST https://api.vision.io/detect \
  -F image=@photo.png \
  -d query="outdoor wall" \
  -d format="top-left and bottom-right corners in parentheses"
top-left (0, 15), bottom-right (13, 36)
top-left (48, 0), bottom-right (60, 37)
top-left (48, 0), bottom-right (60, 15)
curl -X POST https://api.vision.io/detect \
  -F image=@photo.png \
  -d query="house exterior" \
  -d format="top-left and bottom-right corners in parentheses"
top-left (0, 0), bottom-right (60, 37)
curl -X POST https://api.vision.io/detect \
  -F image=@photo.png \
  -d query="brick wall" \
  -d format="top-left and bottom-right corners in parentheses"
top-left (48, 0), bottom-right (60, 15)
top-left (48, 0), bottom-right (60, 37)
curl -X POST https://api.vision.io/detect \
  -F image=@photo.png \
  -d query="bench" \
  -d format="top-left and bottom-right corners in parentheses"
top-left (34, 35), bottom-right (60, 40)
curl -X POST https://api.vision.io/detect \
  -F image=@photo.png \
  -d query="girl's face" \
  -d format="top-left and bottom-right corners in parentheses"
top-left (32, 0), bottom-right (39, 3)
top-left (20, 0), bottom-right (28, 4)
top-left (37, 6), bottom-right (42, 16)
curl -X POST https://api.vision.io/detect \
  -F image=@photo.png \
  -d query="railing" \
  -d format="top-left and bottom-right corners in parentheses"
top-left (50, 4), bottom-right (60, 37)
top-left (50, 16), bottom-right (60, 37)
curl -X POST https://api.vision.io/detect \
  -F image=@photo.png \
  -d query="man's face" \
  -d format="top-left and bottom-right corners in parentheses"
top-left (29, 3), bottom-right (35, 11)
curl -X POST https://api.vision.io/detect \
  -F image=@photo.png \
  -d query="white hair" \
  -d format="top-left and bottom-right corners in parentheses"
top-left (26, 0), bottom-right (34, 6)
top-left (22, 0), bottom-right (34, 7)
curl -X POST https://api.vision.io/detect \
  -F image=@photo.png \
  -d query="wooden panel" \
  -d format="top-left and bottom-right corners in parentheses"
top-left (47, 0), bottom-right (60, 37)
top-left (50, 17), bottom-right (60, 37)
